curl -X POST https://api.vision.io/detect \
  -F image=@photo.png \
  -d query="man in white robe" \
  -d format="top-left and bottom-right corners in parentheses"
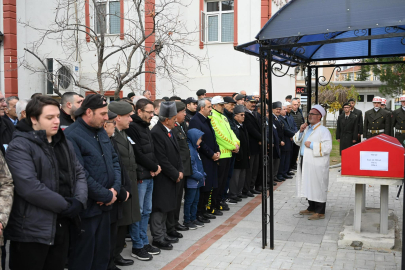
top-left (293, 105), bottom-right (332, 220)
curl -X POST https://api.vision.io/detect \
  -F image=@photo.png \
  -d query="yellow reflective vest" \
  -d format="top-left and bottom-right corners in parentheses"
top-left (209, 109), bottom-right (240, 159)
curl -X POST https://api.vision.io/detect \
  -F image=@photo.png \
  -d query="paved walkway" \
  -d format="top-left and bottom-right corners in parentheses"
top-left (117, 168), bottom-right (403, 270)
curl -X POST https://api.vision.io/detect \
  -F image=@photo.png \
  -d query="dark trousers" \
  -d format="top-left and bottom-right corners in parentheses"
top-left (278, 151), bottom-right (291, 177)
top-left (255, 151), bottom-right (263, 188)
top-left (290, 144), bottom-right (300, 170)
top-left (1, 239), bottom-right (6, 270)
top-left (69, 212), bottom-right (110, 270)
top-left (197, 190), bottom-right (210, 215)
top-left (244, 154), bottom-right (260, 192)
top-left (222, 156), bottom-right (235, 200)
top-left (307, 200), bottom-right (326, 214)
top-left (150, 211), bottom-right (168, 242)
top-left (108, 221), bottom-right (118, 270)
top-left (115, 225), bottom-right (128, 259)
top-left (214, 158), bottom-right (231, 208)
top-left (166, 210), bottom-right (177, 234)
top-left (10, 219), bottom-right (70, 270)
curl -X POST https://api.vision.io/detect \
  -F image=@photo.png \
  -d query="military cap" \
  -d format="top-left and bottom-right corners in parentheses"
top-left (223, 96), bottom-right (236, 104)
top-left (109, 101), bottom-right (133, 115)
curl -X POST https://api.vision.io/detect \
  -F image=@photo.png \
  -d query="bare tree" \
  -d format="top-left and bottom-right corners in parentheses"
top-left (19, 0), bottom-right (205, 98)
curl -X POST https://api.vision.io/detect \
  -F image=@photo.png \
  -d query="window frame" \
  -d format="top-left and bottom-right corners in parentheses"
top-left (203, 0), bottom-right (234, 44)
top-left (94, 0), bottom-right (121, 36)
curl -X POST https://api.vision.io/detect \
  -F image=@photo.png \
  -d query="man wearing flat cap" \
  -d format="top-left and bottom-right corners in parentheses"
top-left (108, 101), bottom-right (142, 266)
top-left (150, 102), bottom-right (184, 250)
top-left (336, 102), bottom-right (358, 155)
top-left (167, 101), bottom-right (193, 234)
top-left (272, 101), bottom-right (286, 182)
top-left (293, 105), bottom-right (332, 220)
top-left (196, 89), bottom-right (207, 100)
top-left (65, 94), bottom-right (121, 270)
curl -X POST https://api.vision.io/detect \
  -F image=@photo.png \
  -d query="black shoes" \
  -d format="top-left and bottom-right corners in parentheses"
top-left (144, 244), bottom-right (160, 255)
top-left (131, 247), bottom-right (153, 261)
top-left (255, 186), bottom-right (263, 192)
top-left (230, 196), bottom-right (242, 202)
top-left (219, 201), bottom-right (230, 211)
top-left (167, 230), bottom-right (183, 238)
top-left (164, 235), bottom-right (179, 243)
top-left (238, 194), bottom-right (248, 199)
top-left (243, 191), bottom-right (255, 197)
top-left (152, 240), bottom-right (173, 250)
top-left (197, 215), bottom-right (210, 223)
top-left (175, 224), bottom-right (189, 231)
top-left (225, 198), bottom-right (238, 204)
top-left (209, 208), bottom-right (223, 216)
top-left (250, 189), bottom-right (261, 194)
top-left (287, 172), bottom-right (295, 176)
top-left (114, 256), bottom-right (134, 266)
top-left (202, 213), bottom-right (216, 219)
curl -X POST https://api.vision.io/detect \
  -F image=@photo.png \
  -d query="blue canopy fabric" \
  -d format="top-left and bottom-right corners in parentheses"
top-left (235, 0), bottom-right (405, 65)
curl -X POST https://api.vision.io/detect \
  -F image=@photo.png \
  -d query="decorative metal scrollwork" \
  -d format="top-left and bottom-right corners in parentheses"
top-left (271, 62), bottom-right (291, 77)
top-left (292, 46), bottom-right (305, 55)
top-left (324, 32), bottom-right (338, 40)
top-left (401, 36), bottom-right (405, 45)
top-left (354, 29), bottom-right (367, 37)
top-left (385, 26), bottom-right (399, 33)
top-left (317, 66), bottom-right (342, 86)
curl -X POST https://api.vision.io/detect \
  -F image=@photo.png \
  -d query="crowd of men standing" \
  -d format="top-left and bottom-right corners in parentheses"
top-left (0, 89), bottom-right (306, 270)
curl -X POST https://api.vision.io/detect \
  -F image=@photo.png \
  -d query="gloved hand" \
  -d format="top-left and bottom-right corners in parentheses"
top-left (60, 198), bottom-right (83, 218)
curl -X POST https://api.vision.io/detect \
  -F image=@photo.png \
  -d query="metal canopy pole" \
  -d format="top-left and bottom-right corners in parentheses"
top-left (402, 176), bottom-right (405, 270)
top-left (306, 66), bottom-right (312, 115)
top-left (315, 67), bottom-right (319, 104)
top-left (268, 51), bottom-right (274, 250)
top-left (260, 47), bottom-right (267, 249)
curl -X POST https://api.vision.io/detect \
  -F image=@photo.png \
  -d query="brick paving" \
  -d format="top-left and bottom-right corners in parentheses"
top-left (58, 168), bottom-right (403, 270)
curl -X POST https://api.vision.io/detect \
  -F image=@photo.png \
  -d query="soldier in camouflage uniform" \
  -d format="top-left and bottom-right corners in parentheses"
top-left (363, 96), bottom-right (391, 139)
top-left (0, 151), bottom-right (14, 270)
top-left (392, 95), bottom-right (405, 147)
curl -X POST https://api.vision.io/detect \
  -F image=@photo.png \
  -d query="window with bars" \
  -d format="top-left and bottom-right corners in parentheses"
top-left (95, 1), bottom-right (121, 35)
top-left (202, 1), bottom-right (234, 43)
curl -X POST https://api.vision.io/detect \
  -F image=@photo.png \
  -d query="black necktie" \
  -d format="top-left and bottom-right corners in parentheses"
top-left (345, 116), bottom-right (348, 120)
top-left (169, 131), bottom-right (175, 142)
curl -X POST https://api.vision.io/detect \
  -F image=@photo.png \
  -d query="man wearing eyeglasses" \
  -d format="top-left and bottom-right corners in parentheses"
top-left (126, 98), bottom-right (162, 261)
top-left (0, 92), bottom-right (15, 154)
top-left (293, 105), bottom-right (332, 221)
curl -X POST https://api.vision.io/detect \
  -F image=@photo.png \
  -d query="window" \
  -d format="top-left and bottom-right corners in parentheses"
top-left (202, 1), bottom-right (234, 43)
top-left (95, 1), bottom-right (121, 35)
top-left (367, 95), bottom-right (374, 102)
top-left (358, 95), bottom-right (364, 102)
top-left (373, 75), bottom-right (380, 81)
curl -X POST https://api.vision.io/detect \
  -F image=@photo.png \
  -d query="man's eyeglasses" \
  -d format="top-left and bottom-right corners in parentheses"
top-left (105, 120), bottom-right (116, 125)
top-left (142, 110), bottom-right (154, 115)
top-left (0, 98), bottom-right (5, 103)
top-left (308, 113), bottom-right (320, 116)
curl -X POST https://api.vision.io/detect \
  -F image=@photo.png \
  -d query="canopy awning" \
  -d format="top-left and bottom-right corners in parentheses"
top-left (235, 0), bottom-right (405, 65)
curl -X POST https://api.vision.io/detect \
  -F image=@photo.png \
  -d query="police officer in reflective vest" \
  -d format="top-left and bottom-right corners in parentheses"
top-left (363, 96), bottom-right (391, 139)
top-left (391, 95), bottom-right (405, 147)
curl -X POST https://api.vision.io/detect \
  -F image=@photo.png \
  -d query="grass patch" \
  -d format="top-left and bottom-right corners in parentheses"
top-left (328, 128), bottom-right (341, 165)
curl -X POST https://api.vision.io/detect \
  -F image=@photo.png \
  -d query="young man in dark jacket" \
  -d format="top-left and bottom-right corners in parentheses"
top-left (126, 99), bottom-right (162, 261)
top-left (5, 96), bottom-right (88, 270)
top-left (65, 94), bottom-right (121, 270)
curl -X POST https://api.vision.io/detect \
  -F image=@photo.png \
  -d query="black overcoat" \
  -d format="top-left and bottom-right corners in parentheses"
top-left (188, 113), bottom-right (219, 192)
top-left (336, 113), bottom-right (358, 154)
top-left (244, 109), bottom-right (261, 155)
top-left (151, 122), bottom-right (183, 213)
top-left (173, 123), bottom-right (192, 176)
top-left (112, 129), bottom-right (141, 225)
top-left (234, 123), bottom-right (250, 169)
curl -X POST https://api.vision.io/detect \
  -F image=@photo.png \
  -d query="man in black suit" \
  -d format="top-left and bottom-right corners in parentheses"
top-left (243, 96), bottom-right (261, 196)
top-left (336, 102), bottom-right (358, 155)
top-left (348, 98), bottom-right (363, 143)
top-left (150, 102), bottom-right (184, 251)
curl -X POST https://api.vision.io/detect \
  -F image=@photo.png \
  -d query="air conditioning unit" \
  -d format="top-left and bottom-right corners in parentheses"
top-left (45, 58), bottom-right (80, 95)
